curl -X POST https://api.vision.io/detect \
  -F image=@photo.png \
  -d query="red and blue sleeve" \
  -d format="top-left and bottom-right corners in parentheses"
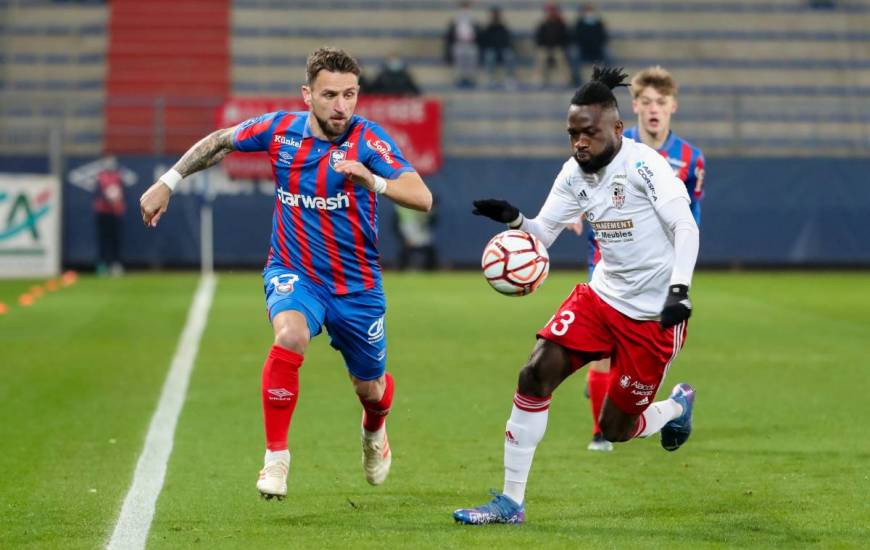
top-left (692, 150), bottom-right (706, 199)
top-left (360, 122), bottom-right (415, 179)
top-left (232, 111), bottom-right (283, 152)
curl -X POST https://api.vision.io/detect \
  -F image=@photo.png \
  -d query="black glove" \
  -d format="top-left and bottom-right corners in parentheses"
top-left (472, 199), bottom-right (520, 224)
top-left (660, 284), bottom-right (692, 328)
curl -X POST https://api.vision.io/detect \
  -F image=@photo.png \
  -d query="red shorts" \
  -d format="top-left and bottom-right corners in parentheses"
top-left (537, 284), bottom-right (687, 415)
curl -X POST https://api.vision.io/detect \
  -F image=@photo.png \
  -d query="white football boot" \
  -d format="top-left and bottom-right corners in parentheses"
top-left (361, 425), bottom-right (392, 486)
top-left (257, 455), bottom-right (289, 500)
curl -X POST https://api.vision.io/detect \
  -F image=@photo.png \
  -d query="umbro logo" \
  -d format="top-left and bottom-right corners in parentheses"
top-left (267, 388), bottom-right (295, 401)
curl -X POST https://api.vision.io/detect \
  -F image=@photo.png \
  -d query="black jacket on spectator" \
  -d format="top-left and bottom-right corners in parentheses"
top-left (575, 16), bottom-right (609, 62)
top-left (535, 18), bottom-right (570, 49)
top-left (480, 21), bottom-right (513, 52)
top-left (370, 65), bottom-right (421, 96)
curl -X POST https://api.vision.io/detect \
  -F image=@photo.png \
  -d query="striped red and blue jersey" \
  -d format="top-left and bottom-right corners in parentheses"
top-left (233, 111), bottom-right (415, 295)
top-left (624, 127), bottom-right (706, 204)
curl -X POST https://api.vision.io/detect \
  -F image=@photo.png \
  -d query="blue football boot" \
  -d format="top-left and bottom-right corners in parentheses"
top-left (660, 383), bottom-right (695, 452)
top-left (453, 492), bottom-right (525, 525)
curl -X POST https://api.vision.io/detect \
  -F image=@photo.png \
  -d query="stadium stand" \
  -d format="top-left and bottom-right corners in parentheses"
top-left (0, 0), bottom-right (867, 157)
top-left (229, 0), bottom-right (869, 157)
top-left (0, 1), bottom-right (106, 155)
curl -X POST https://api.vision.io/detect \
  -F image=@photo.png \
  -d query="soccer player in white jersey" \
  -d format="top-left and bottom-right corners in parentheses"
top-left (454, 67), bottom-right (699, 525)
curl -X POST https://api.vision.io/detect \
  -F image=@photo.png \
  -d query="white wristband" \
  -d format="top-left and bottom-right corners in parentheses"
top-left (508, 214), bottom-right (524, 229)
top-left (372, 175), bottom-right (388, 195)
top-left (160, 168), bottom-right (183, 192)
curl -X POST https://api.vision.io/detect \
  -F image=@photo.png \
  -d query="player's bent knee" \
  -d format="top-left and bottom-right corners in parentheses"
top-left (516, 340), bottom-right (573, 397)
top-left (273, 324), bottom-right (309, 354)
top-left (352, 376), bottom-right (385, 402)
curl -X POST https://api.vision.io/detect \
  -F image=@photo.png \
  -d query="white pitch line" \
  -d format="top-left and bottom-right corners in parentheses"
top-left (107, 274), bottom-right (217, 550)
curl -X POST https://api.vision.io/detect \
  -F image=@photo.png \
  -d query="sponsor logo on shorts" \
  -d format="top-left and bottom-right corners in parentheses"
top-left (270, 273), bottom-right (299, 295)
top-left (619, 375), bottom-right (631, 388)
top-left (367, 316), bottom-right (385, 344)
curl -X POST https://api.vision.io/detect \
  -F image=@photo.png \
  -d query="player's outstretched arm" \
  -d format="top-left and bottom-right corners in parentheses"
top-left (655, 197), bottom-right (699, 328)
top-left (472, 199), bottom-right (568, 249)
top-left (472, 199), bottom-right (520, 224)
top-left (139, 126), bottom-right (237, 227)
top-left (333, 160), bottom-right (433, 212)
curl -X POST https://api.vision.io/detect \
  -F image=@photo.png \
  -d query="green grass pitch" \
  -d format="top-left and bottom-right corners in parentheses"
top-left (1, 271), bottom-right (868, 548)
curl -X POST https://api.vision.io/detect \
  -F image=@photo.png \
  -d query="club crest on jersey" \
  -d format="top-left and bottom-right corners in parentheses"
top-left (619, 374), bottom-right (631, 388)
top-left (329, 149), bottom-right (347, 170)
top-left (270, 273), bottom-right (300, 295)
top-left (611, 183), bottom-right (625, 209)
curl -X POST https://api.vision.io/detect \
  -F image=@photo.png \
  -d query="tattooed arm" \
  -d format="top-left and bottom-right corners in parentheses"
top-left (173, 127), bottom-right (236, 177)
top-left (139, 126), bottom-right (237, 227)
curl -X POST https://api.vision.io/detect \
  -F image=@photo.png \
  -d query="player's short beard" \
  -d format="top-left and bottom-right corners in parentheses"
top-left (313, 112), bottom-right (349, 141)
top-left (576, 139), bottom-right (620, 174)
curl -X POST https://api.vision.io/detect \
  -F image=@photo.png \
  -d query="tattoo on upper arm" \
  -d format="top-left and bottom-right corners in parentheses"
top-left (173, 127), bottom-right (236, 177)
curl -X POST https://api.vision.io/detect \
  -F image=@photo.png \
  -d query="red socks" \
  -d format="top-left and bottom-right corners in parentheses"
top-left (261, 345), bottom-right (303, 451)
top-left (587, 368), bottom-right (609, 435)
top-left (360, 372), bottom-right (394, 432)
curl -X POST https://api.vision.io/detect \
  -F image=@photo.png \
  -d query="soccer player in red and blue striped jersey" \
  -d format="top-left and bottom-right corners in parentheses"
top-left (625, 66), bottom-right (706, 225)
top-left (581, 66), bottom-right (705, 453)
top-left (139, 48), bottom-right (432, 499)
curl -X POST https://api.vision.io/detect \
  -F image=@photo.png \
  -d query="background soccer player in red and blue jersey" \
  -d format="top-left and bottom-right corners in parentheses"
top-left (139, 48), bottom-right (433, 500)
top-left (581, 65), bottom-right (705, 453)
top-left (625, 65), bottom-right (706, 225)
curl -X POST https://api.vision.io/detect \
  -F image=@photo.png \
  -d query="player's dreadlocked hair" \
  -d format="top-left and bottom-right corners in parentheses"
top-left (570, 66), bottom-right (630, 110)
top-left (306, 47), bottom-right (361, 84)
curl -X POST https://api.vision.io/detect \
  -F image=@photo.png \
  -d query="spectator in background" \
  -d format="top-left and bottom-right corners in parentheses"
top-left (479, 6), bottom-right (517, 89)
top-left (534, 2), bottom-right (572, 88)
top-left (394, 199), bottom-right (438, 271)
top-left (93, 163), bottom-right (125, 276)
top-left (572, 3), bottom-right (611, 85)
top-left (370, 54), bottom-right (421, 96)
top-left (444, 0), bottom-right (481, 88)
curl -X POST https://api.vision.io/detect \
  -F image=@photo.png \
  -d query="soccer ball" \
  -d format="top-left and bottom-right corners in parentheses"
top-left (481, 230), bottom-right (550, 296)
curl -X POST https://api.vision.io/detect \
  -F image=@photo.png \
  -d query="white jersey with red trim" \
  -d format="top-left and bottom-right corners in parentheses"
top-left (535, 137), bottom-right (690, 320)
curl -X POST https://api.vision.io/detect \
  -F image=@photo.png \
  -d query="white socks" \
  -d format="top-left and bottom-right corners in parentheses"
top-left (636, 398), bottom-right (683, 438)
top-left (503, 401), bottom-right (549, 505)
top-left (265, 449), bottom-right (290, 465)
